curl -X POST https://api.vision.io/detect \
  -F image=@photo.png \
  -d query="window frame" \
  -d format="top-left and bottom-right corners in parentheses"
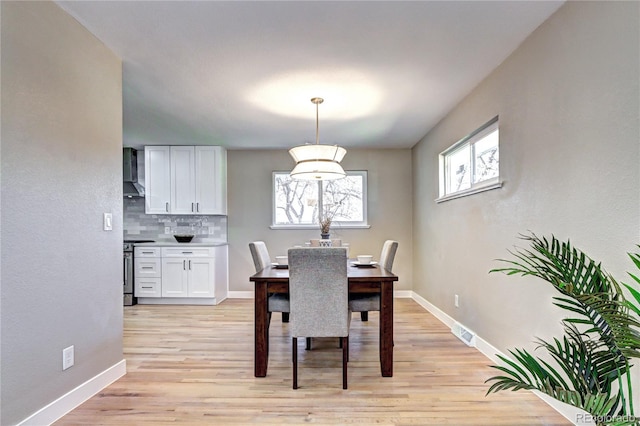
top-left (436, 116), bottom-right (502, 203)
top-left (271, 170), bottom-right (370, 229)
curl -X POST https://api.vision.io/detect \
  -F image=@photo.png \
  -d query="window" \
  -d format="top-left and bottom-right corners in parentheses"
top-left (437, 116), bottom-right (501, 202)
top-left (272, 171), bottom-right (368, 228)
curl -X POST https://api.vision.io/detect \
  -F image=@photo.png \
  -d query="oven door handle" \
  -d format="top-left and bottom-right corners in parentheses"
top-left (124, 253), bottom-right (133, 287)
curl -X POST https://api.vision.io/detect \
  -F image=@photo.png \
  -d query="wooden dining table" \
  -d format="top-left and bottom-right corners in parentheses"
top-left (250, 262), bottom-right (399, 378)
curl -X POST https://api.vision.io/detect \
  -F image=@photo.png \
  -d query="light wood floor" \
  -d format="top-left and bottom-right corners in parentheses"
top-left (56, 298), bottom-right (571, 425)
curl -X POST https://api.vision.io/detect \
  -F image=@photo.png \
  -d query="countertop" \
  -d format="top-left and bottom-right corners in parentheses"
top-left (134, 241), bottom-right (228, 247)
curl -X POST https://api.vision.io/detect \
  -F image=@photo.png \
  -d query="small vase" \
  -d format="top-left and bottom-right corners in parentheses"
top-left (321, 233), bottom-right (330, 240)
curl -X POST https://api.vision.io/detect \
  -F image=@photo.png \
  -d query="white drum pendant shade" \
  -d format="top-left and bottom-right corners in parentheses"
top-left (289, 97), bottom-right (346, 181)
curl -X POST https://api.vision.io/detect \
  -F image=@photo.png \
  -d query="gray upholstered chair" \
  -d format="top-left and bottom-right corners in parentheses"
top-left (249, 241), bottom-right (290, 322)
top-left (288, 247), bottom-right (350, 389)
top-left (349, 240), bottom-right (398, 321)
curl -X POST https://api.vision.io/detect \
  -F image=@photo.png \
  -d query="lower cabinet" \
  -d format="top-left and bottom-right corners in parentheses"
top-left (161, 256), bottom-right (215, 298)
top-left (134, 245), bottom-right (228, 305)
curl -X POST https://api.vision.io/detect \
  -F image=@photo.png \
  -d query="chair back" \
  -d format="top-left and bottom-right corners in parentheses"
top-left (249, 241), bottom-right (271, 272)
top-left (379, 240), bottom-right (399, 272)
top-left (288, 247), bottom-right (349, 338)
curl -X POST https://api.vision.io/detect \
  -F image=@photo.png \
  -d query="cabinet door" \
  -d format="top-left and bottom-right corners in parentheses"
top-left (144, 146), bottom-right (171, 214)
top-left (195, 146), bottom-right (226, 215)
top-left (188, 258), bottom-right (215, 297)
top-left (170, 146), bottom-right (196, 214)
top-left (161, 258), bottom-right (188, 297)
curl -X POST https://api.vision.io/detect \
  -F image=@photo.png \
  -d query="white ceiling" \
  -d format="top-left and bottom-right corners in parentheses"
top-left (56, 1), bottom-right (563, 150)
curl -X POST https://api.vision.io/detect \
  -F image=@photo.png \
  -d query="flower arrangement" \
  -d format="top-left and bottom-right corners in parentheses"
top-left (319, 216), bottom-right (332, 235)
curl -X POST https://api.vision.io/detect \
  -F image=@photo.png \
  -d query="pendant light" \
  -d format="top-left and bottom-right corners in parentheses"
top-left (289, 97), bottom-right (346, 180)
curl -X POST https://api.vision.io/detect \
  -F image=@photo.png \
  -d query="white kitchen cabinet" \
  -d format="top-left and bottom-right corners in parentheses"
top-left (194, 146), bottom-right (226, 214)
top-left (135, 277), bottom-right (161, 297)
top-left (161, 247), bottom-right (215, 298)
top-left (144, 146), bottom-right (171, 214)
top-left (135, 244), bottom-right (227, 305)
top-left (144, 145), bottom-right (226, 215)
top-left (170, 146), bottom-right (197, 214)
top-left (134, 247), bottom-right (162, 298)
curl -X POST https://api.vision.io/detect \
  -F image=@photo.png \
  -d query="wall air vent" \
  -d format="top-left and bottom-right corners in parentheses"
top-left (451, 322), bottom-right (476, 347)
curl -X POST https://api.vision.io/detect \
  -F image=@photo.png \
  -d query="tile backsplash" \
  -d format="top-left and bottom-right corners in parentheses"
top-left (124, 197), bottom-right (227, 243)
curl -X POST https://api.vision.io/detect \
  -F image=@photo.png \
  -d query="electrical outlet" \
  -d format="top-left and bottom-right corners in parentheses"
top-left (164, 226), bottom-right (171, 234)
top-left (208, 227), bottom-right (215, 235)
top-left (63, 345), bottom-right (74, 370)
top-left (454, 294), bottom-right (459, 308)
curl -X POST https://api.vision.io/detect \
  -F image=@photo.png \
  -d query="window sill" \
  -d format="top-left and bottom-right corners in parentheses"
top-left (435, 180), bottom-right (502, 203)
top-left (270, 224), bottom-right (371, 230)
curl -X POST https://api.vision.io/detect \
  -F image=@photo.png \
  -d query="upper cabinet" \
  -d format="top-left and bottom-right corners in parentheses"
top-left (145, 146), bottom-right (172, 214)
top-left (145, 146), bottom-right (227, 215)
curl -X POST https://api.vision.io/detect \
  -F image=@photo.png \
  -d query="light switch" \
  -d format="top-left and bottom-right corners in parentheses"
top-left (103, 213), bottom-right (113, 231)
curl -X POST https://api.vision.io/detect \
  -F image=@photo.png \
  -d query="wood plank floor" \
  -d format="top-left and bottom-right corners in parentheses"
top-left (56, 298), bottom-right (571, 425)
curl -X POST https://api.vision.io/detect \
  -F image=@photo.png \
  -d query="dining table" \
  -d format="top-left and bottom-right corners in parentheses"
top-left (250, 261), bottom-right (399, 378)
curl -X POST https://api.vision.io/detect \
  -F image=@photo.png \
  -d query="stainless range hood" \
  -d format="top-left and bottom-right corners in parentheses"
top-left (123, 147), bottom-right (145, 197)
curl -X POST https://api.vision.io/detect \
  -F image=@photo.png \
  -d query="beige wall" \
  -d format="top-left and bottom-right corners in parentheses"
top-left (228, 149), bottom-right (413, 293)
top-left (412, 0), bottom-right (639, 398)
top-left (1, 2), bottom-right (123, 424)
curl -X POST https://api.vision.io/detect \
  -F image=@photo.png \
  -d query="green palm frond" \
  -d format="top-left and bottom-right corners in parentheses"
top-left (487, 233), bottom-right (640, 419)
top-left (623, 250), bottom-right (640, 317)
top-left (485, 345), bottom-right (622, 416)
top-left (491, 234), bottom-right (640, 358)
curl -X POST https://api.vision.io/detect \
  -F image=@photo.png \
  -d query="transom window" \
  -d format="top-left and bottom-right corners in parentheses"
top-left (272, 171), bottom-right (368, 228)
top-left (437, 116), bottom-right (501, 202)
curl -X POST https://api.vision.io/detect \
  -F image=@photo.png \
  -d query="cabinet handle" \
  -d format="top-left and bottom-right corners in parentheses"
top-left (142, 286), bottom-right (153, 289)
top-left (166, 202), bottom-right (169, 212)
top-left (142, 251), bottom-right (154, 254)
top-left (191, 202), bottom-right (194, 212)
top-left (189, 260), bottom-right (192, 270)
top-left (182, 251), bottom-right (193, 254)
top-left (183, 260), bottom-right (186, 270)
top-left (196, 202), bottom-right (200, 212)
top-left (142, 266), bottom-right (153, 269)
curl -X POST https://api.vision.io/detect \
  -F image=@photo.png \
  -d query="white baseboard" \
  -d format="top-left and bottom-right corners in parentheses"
top-left (409, 291), bottom-right (586, 425)
top-left (19, 359), bottom-right (126, 426)
top-left (228, 291), bottom-right (254, 298)
top-left (137, 297), bottom-right (216, 305)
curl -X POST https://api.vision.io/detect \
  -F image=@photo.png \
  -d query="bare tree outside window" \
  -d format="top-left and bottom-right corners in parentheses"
top-left (439, 117), bottom-right (500, 200)
top-left (273, 172), bottom-right (367, 227)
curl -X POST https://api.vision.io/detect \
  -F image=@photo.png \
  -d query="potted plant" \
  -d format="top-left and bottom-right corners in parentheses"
top-left (319, 216), bottom-right (332, 239)
top-left (485, 233), bottom-right (640, 425)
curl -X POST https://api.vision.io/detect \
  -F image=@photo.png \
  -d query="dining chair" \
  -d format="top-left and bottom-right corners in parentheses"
top-left (288, 247), bottom-right (350, 389)
top-left (349, 240), bottom-right (398, 321)
top-left (249, 241), bottom-right (290, 323)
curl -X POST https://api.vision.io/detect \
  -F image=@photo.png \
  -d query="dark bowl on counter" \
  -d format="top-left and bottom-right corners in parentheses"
top-left (174, 234), bottom-right (194, 243)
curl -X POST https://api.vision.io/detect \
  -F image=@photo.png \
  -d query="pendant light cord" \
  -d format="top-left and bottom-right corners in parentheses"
top-left (311, 97), bottom-right (323, 146)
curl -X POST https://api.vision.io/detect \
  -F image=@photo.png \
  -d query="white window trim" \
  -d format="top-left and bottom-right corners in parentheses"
top-left (436, 116), bottom-right (501, 203)
top-left (270, 170), bottom-right (370, 229)
top-left (435, 177), bottom-right (502, 203)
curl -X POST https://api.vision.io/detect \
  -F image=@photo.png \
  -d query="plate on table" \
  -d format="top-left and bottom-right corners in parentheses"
top-left (351, 261), bottom-right (378, 267)
top-left (272, 263), bottom-right (288, 269)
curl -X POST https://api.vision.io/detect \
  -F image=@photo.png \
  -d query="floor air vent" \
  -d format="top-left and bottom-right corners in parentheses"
top-left (451, 322), bottom-right (476, 347)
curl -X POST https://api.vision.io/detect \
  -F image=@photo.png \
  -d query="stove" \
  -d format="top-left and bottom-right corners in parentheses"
top-left (123, 240), bottom-right (155, 305)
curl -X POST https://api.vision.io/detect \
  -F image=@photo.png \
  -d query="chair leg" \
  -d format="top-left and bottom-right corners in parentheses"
top-left (293, 337), bottom-right (298, 389)
top-left (342, 336), bottom-right (348, 389)
top-left (360, 311), bottom-right (368, 321)
top-left (282, 312), bottom-right (289, 323)
top-left (306, 337), bottom-right (311, 350)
